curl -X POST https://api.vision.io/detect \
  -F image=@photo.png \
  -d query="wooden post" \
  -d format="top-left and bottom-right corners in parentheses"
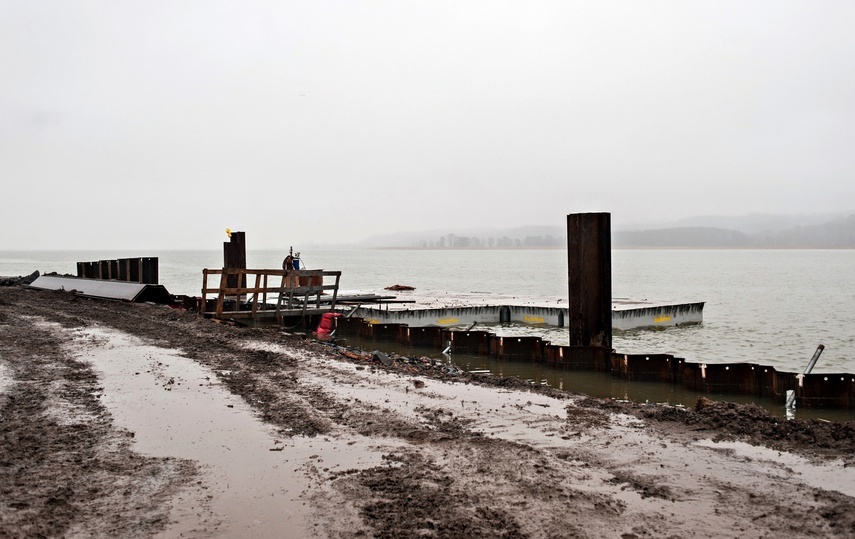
top-left (216, 271), bottom-right (227, 318)
top-left (201, 269), bottom-right (209, 313)
top-left (567, 213), bottom-right (612, 349)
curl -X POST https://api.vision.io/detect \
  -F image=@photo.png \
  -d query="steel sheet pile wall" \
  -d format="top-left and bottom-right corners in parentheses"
top-left (544, 345), bottom-right (611, 370)
top-left (406, 326), bottom-right (446, 349)
top-left (369, 323), bottom-right (405, 342)
top-left (795, 373), bottom-right (854, 409)
top-left (493, 336), bottom-right (545, 362)
top-left (77, 257), bottom-right (158, 284)
top-left (335, 316), bottom-right (855, 409)
top-left (450, 331), bottom-right (492, 356)
top-left (613, 353), bottom-right (682, 383)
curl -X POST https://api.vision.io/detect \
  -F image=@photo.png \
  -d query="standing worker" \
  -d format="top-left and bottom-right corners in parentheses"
top-left (282, 254), bottom-right (299, 288)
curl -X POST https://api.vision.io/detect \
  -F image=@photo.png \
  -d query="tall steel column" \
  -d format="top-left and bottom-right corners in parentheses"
top-left (567, 213), bottom-right (612, 349)
top-left (224, 231), bottom-right (247, 289)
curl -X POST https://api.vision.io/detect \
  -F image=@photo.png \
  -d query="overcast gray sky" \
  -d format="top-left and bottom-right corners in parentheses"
top-left (2, 1), bottom-right (854, 250)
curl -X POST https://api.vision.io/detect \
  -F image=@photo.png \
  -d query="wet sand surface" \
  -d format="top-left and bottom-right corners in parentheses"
top-left (2, 286), bottom-right (855, 538)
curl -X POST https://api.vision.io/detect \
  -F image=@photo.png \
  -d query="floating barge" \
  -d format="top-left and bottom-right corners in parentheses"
top-left (349, 294), bottom-right (704, 331)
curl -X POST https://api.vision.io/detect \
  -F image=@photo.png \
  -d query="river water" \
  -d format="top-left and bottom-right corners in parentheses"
top-left (3, 248), bottom-right (854, 417)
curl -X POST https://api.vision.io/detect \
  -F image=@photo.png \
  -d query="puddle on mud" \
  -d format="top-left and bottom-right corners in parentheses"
top-left (694, 439), bottom-right (855, 498)
top-left (69, 327), bottom-right (387, 538)
top-left (337, 335), bottom-right (855, 422)
top-left (243, 340), bottom-right (569, 445)
top-left (46, 326), bottom-right (855, 538)
top-left (0, 362), bottom-right (13, 396)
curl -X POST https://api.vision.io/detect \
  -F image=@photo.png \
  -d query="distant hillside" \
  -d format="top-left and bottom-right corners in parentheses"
top-left (613, 227), bottom-right (752, 248)
top-left (624, 212), bottom-right (851, 235)
top-left (359, 225), bottom-right (565, 248)
top-left (763, 214), bottom-right (855, 247)
top-left (352, 213), bottom-right (855, 249)
top-left (614, 215), bottom-right (855, 248)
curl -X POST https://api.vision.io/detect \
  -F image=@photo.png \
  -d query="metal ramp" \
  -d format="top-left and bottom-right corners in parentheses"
top-left (27, 275), bottom-right (173, 304)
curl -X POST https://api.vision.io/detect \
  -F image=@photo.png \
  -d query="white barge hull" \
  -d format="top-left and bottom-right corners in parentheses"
top-left (352, 300), bottom-right (704, 331)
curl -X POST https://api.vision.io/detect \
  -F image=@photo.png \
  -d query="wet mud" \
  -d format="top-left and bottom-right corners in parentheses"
top-left (1, 286), bottom-right (854, 538)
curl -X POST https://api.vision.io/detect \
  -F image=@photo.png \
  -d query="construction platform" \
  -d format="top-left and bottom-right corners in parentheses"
top-left (346, 291), bottom-right (704, 331)
top-left (201, 268), bottom-right (343, 320)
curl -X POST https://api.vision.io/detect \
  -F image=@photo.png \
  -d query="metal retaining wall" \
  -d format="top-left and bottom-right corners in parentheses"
top-left (77, 257), bottom-right (159, 285)
top-left (336, 316), bottom-right (855, 409)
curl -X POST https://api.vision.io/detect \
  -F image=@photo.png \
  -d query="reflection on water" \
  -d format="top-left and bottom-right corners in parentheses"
top-left (338, 335), bottom-right (855, 422)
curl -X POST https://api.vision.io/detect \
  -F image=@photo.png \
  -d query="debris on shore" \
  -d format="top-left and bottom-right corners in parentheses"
top-left (384, 284), bottom-right (416, 291)
top-left (0, 270), bottom-right (39, 287)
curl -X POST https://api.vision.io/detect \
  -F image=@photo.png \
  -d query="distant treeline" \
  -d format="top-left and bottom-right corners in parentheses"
top-left (411, 234), bottom-right (564, 249)
top-left (615, 215), bottom-right (855, 248)
top-left (410, 215), bottom-right (855, 249)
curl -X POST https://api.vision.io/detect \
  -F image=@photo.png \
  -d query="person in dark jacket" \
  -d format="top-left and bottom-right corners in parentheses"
top-left (282, 255), bottom-right (298, 287)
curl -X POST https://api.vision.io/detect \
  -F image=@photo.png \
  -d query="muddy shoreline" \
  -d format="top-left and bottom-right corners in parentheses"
top-left (1, 286), bottom-right (854, 537)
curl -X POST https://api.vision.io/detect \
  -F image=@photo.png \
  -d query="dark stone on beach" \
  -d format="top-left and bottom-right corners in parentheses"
top-left (372, 350), bottom-right (392, 366)
top-left (0, 270), bottom-right (39, 287)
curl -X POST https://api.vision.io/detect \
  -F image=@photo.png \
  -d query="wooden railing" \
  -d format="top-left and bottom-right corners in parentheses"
top-left (201, 268), bottom-right (341, 320)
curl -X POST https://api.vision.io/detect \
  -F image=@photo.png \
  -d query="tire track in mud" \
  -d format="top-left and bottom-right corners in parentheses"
top-left (281, 354), bottom-right (645, 538)
top-left (8, 291), bottom-right (345, 439)
top-left (0, 311), bottom-right (195, 538)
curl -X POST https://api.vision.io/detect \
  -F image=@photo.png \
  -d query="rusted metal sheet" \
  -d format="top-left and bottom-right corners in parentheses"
top-left (545, 345), bottom-right (610, 370)
top-left (27, 275), bottom-right (172, 303)
top-left (224, 231), bottom-right (246, 289)
top-left (795, 373), bottom-right (855, 409)
top-left (494, 336), bottom-right (544, 361)
top-left (694, 363), bottom-right (758, 395)
top-left (449, 331), bottom-right (492, 356)
top-left (334, 317), bottom-right (364, 337)
top-left (755, 365), bottom-right (779, 399)
top-left (371, 323), bottom-right (405, 343)
top-left (331, 316), bottom-right (855, 409)
top-left (77, 257), bottom-right (158, 284)
top-left (616, 354), bottom-right (680, 383)
top-left (567, 213), bottom-right (612, 349)
top-left (403, 326), bottom-right (445, 348)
